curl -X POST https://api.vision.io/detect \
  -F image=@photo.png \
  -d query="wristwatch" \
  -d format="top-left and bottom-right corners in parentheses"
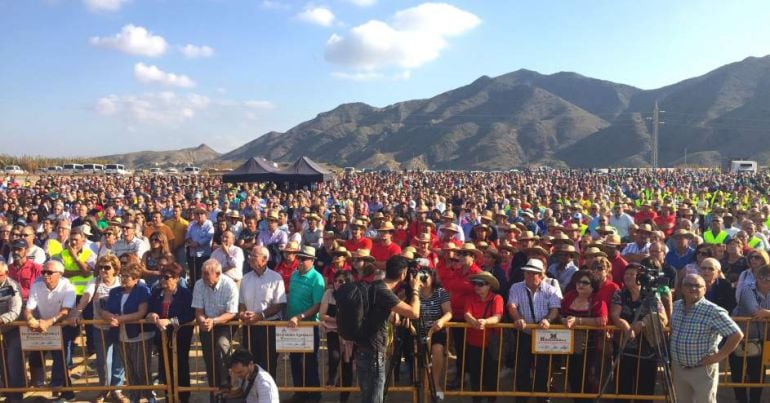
top-left (300, 313), bottom-right (305, 320)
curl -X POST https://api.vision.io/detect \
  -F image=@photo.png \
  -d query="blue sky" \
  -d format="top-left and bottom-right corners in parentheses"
top-left (1, 0), bottom-right (769, 157)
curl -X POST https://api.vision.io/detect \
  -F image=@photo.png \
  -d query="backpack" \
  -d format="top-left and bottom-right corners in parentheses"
top-left (333, 281), bottom-right (375, 342)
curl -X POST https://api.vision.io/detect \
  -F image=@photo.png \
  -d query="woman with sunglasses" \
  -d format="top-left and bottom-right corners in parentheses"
top-left (730, 264), bottom-right (770, 403)
top-left (463, 271), bottom-right (503, 402)
top-left (319, 270), bottom-right (355, 402)
top-left (147, 262), bottom-right (195, 403)
top-left (561, 270), bottom-right (607, 402)
top-left (610, 263), bottom-right (668, 402)
top-left (736, 250), bottom-right (770, 302)
top-left (75, 254), bottom-right (128, 403)
top-left (103, 263), bottom-right (155, 403)
top-left (97, 226), bottom-right (120, 258)
top-left (417, 267), bottom-right (452, 400)
top-left (142, 230), bottom-right (170, 289)
top-left (323, 246), bottom-right (351, 288)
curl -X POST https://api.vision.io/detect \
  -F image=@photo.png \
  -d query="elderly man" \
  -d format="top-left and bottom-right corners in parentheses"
top-left (44, 219), bottom-right (70, 258)
top-left (192, 259), bottom-right (239, 402)
top-left (210, 230), bottom-right (244, 284)
top-left (0, 260), bottom-right (24, 402)
top-left (507, 258), bottom-right (561, 403)
top-left (670, 273), bottom-right (742, 403)
top-left (238, 246), bottom-right (286, 378)
top-left (286, 246), bottom-right (325, 403)
top-left (186, 208), bottom-right (215, 286)
top-left (8, 225), bottom-right (46, 265)
top-left (25, 260), bottom-right (77, 401)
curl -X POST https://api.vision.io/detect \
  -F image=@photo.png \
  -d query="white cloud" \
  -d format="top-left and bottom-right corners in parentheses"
top-left (90, 24), bottom-right (168, 57)
top-left (179, 44), bottom-right (214, 58)
top-left (297, 6), bottom-right (335, 27)
top-left (133, 63), bottom-right (196, 88)
top-left (94, 92), bottom-right (210, 126)
top-left (325, 2), bottom-right (479, 73)
top-left (243, 100), bottom-right (276, 110)
top-left (84, 0), bottom-right (130, 12)
top-left (345, 0), bottom-right (376, 6)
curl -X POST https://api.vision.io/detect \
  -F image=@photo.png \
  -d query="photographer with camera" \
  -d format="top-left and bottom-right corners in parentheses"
top-left (216, 349), bottom-right (279, 403)
top-left (354, 255), bottom-right (423, 403)
top-left (0, 259), bottom-right (23, 402)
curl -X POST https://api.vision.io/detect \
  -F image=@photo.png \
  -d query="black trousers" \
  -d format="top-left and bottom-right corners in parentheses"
top-left (614, 354), bottom-right (657, 402)
top-left (514, 331), bottom-right (550, 403)
top-left (245, 324), bottom-right (278, 379)
top-left (729, 352), bottom-right (764, 403)
top-left (327, 331), bottom-right (353, 402)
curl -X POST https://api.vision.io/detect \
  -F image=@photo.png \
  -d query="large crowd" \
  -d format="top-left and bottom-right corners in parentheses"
top-left (1, 168), bottom-right (770, 403)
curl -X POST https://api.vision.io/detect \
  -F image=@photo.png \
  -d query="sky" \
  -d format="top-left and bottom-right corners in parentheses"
top-left (2, 0), bottom-right (770, 157)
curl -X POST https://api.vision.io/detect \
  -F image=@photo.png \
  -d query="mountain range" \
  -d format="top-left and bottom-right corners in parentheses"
top-left (104, 55), bottom-right (770, 170)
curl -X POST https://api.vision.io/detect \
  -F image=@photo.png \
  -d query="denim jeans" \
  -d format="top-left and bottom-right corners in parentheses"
top-left (356, 349), bottom-right (387, 403)
top-left (93, 327), bottom-right (125, 387)
top-left (51, 326), bottom-right (76, 398)
top-left (289, 327), bottom-right (321, 401)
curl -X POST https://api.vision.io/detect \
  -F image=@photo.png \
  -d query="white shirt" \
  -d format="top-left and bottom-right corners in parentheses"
top-left (238, 365), bottom-right (280, 403)
top-left (83, 276), bottom-right (121, 330)
top-left (27, 277), bottom-right (76, 319)
top-left (609, 213), bottom-right (635, 238)
top-left (113, 237), bottom-right (148, 258)
top-left (211, 245), bottom-right (245, 281)
top-left (7, 245), bottom-right (46, 265)
top-left (239, 268), bottom-right (286, 320)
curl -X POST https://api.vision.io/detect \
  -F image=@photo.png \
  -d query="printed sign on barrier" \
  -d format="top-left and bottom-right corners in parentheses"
top-left (532, 329), bottom-right (574, 354)
top-left (275, 326), bottom-right (314, 352)
top-left (20, 325), bottom-right (64, 351)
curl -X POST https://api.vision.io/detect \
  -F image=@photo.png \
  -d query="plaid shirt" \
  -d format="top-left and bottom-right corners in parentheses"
top-left (670, 297), bottom-right (740, 367)
top-left (507, 281), bottom-right (562, 329)
top-left (191, 275), bottom-right (239, 318)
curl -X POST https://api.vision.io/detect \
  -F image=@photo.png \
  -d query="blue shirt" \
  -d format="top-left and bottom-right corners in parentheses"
top-left (186, 220), bottom-right (214, 257)
top-left (664, 247), bottom-right (695, 271)
top-left (670, 298), bottom-right (740, 367)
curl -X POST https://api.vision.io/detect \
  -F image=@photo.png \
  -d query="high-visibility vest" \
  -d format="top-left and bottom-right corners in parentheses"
top-left (703, 230), bottom-right (728, 245)
top-left (748, 237), bottom-right (763, 249)
top-left (46, 239), bottom-right (63, 257)
top-left (57, 249), bottom-right (93, 295)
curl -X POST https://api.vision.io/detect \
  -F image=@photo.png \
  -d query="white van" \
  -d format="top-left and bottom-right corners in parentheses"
top-left (82, 163), bottom-right (105, 174)
top-left (3, 165), bottom-right (25, 175)
top-left (62, 163), bottom-right (83, 174)
top-left (182, 166), bottom-right (201, 175)
top-left (47, 166), bottom-right (63, 173)
top-left (730, 160), bottom-right (758, 174)
top-left (105, 164), bottom-right (128, 175)
top-left (149, 168), bottom-right (163, 175)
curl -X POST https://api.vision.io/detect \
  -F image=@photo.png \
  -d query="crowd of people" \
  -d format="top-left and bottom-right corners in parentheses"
top-left (0, 168), bottom-right (769, 403)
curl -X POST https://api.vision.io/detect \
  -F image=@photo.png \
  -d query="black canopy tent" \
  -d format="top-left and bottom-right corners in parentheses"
top-left (221, 157), bottom-right (280, 183)
top-left (222, 156), bottom-right (333, 185)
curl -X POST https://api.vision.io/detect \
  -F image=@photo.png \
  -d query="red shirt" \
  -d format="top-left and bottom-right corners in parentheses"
top-left (595, 279), bottom-right (621, 308)
top-left (8, 259), bottom-right (42, 301)
top-left (634, 211), bottom-right (658, 224)
top-left (653, 215), bottom-right (676, 237)
top-left (371, 242), bottom-right (402, 263)
top-left (444, 264), bottom-right (482, 319)
top-left (560, 290), bottom-right (608, 321)
top-left (464, 292), bottom-right (504, 347)
top-left (344, 237), bottom-right (373, 253)
top-left (275, 259), bottom-right (299, 296)
top-left (393, 229), bottom-right (409, 248)
top-left (610, 253), bottom-right (629, 286)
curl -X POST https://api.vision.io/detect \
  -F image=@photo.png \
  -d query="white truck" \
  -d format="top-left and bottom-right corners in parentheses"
top-left (730, 160), bottom-right (758, 174)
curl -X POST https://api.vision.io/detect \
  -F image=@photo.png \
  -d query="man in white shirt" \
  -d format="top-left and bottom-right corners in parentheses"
top-left (210, 231), bottom-right (245, 284)
top-left (113, 221), bottom-right (148, 258)
top-left (220, 349), bottom-right (279, 403)
top-left (609, 203), bottom-right (634, 239)
top-left (238, 246), bottom-right (286, 378)
top-left (25, 260), bottom-right (77, 401)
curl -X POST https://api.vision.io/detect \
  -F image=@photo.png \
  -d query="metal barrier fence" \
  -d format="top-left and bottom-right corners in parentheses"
top-left (2, 317), bottom-right (769, 401)
top-left (0, 319), bottom-right (172, 401)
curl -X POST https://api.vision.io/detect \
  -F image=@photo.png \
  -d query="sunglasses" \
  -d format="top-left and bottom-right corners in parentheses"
top-left (41, 270), bottom-right (57, 276)
top-left (98, 265), bottom-right (113, 271)
top-left (161, 274), bottom-right (176, 280)
top-left (750, 255), bottom-right (764, 260)
top-left (151, 238), bottom-right (161, 242)
top-left (576, 280), bottom-right (592, 286)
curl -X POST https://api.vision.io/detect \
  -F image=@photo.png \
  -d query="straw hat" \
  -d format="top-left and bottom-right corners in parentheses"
top-left (552, 244), bottom-right (578, 257)
top-left (523, 246), bottom-right (550, 258)
top-left (332, 246), bottom-right (352, 258)
top-left (582, 246), bottom-right (607, 258)
top-left (351, 249), bottom-right (375, 262)
top-left (518, 231), bottom-right (538, 241)
top-left (459, 243), bottom-right (483, 257)
top-left (350, 219), bottom-right (367, 229)
top-left (296, 245), bottom-right (316, 259)
top-left (377, 221), bottom-right (396, 232)
top-left (414, 233), bottom-right (432, 244)
top-left (422, 219), bottom-right (436, 228)
top-left (551, 232), bottom-right (572, 245)
top-left (604, 234), bottom-right (622, 247)
top-left (480, 210), bottom-right (494, 223)
top-left (673, 229), bottom-right (694, 239)
top-left (469, 271), bottom-right (500, 291)
top-left (441, 210), bottom-right (456, 220)
top-left (283, 241), bottom-right (300, 253)
top-left (440, 223), bottom-right (461, 233)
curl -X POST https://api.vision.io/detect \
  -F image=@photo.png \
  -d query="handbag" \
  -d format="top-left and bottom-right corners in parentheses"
top-left (734, 289), bottom-right (765, 358)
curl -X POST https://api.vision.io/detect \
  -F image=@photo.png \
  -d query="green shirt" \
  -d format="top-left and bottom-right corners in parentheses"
top-left (287, 267), bottom-right (325, 321)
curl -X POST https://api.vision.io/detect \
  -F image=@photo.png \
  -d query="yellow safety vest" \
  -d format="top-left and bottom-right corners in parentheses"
top-left (57, 249), bottom-right (93, 296)
top-left (703, 230), bottom-right (728, 245)
top-left (748, 237), bottom-right (763, 249)
top-left (46, 239), bottom-right (63, 257)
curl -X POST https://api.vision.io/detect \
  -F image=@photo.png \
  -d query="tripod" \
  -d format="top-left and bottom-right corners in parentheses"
top-left (599, 289), bottom-right (676, 402)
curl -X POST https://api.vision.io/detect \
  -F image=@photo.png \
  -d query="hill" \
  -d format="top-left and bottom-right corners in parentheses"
top-left (219, 55), bottom-right (770, 169)
top-left (98, 143), bottom-right (221, 169)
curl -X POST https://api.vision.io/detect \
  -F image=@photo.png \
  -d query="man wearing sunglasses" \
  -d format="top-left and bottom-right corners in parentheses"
top-left (7, 225), bottom-right (46, 265)
top-left (24, 260), bottom-right (77, 402)
top-left (670, 273), bottom-right (742, 403)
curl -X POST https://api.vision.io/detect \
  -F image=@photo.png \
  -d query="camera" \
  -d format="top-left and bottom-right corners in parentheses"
top-left (407, 259), bottom-right (431, 284)
top-left (635, 264), bottom-right (669, 293)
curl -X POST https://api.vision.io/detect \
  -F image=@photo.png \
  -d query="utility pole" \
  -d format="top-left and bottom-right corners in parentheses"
top-left (651, 102), bottom-right (660, 169)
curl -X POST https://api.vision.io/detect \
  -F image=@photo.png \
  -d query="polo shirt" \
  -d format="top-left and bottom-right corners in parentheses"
top-left (664, 247), bottom-right (695, 271)
top-left (371, 242), bottom-right (402, 263)
top-left (191, 275), bottom-right (239, 318)
top-left (113, 237), bottom-right (148, 258)
top-left (239, 268), bottom-right (286, 320)
top-left (464, 292), bottom-right (504, 347)
top-left (670, 298), bottom-right (740, 367)
top-left (27, 277), bottom-right (76, 319)
top-left (8, 259), bottom-right (42, 301)
top-left (286, 267), bottom-right (325, 321)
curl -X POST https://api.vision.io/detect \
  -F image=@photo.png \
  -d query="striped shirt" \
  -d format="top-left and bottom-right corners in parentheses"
top-left (670, 297), bottom-right (740, 367)
top-left (418, 287), bottom-right (450, 337)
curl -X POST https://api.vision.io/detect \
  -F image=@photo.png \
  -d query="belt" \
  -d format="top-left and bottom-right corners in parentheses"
top-left (678, 363), bottom-right (700, 369)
